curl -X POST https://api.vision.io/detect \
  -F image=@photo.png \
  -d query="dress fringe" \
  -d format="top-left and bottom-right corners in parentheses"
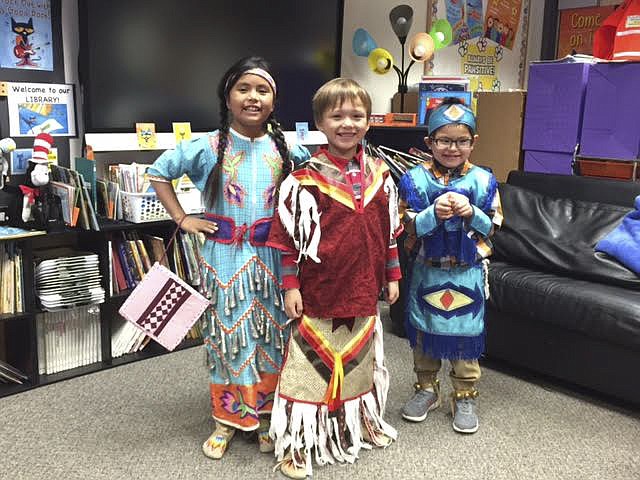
top-left (270, 316), bottom-right (396, 476)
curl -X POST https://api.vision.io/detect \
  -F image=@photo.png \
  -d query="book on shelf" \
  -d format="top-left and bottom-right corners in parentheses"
top-left (115, 239), bottom-right (136, 289)
top-left (0, 241), bottom-right (24, 314)
top-left (418, 76), bottom-right (471, 126)
top-left (143, 234), bottom-right (169, 268)
top-left (127, 239), bottom-right (145, 282)
top-left (0, 359), bottom-right (28, 384)
top-left (111, 316), bottom-right (147, 358)
top-left (75, 157), bottom-right (97, 209)
top-left (49, 164), bottom-right (99, 230)
top-left (0, 226), bottom-right (46, 240)
top-left (49, 181), bottom-right (78, 226)
top-left (135, 239), bottom-right (152, 272)
top-left (418, 91), bottom-right (474, 126)
top-left (111, 241), bottom-right (128, 293)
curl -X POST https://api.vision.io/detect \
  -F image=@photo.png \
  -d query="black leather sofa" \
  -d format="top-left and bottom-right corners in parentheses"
top-left (486, 171), bottom-right (640, 406)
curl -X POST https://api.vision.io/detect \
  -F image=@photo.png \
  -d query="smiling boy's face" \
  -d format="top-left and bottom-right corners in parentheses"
top-left (316, 98), bottom-right (369, 159)
top-left (426, 123), bottom-right (477, 170)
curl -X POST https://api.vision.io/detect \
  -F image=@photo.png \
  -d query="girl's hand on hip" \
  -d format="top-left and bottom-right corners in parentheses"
top-left (180, 216), bottom-right (218, 235)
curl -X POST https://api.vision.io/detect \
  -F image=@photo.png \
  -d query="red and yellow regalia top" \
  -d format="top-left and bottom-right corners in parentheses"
top-left (267, 146), bottom-right (402, 318)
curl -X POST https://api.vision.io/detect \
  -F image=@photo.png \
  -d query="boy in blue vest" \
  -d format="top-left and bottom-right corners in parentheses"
top-left (398, 98), bottom-right (502, 433)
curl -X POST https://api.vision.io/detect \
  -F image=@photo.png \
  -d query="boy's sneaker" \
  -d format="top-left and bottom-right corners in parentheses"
top-left (402, 380), bottom-right (441, 422)
top-left (451, 390), bottom-right (479, 434)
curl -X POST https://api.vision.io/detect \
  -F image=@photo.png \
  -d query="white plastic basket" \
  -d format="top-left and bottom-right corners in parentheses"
top-left (120, 190), bottom-right (204, 223)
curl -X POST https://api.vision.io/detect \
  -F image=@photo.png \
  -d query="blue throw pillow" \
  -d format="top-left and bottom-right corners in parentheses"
top-left (595, 195), bottom-right (640, 276)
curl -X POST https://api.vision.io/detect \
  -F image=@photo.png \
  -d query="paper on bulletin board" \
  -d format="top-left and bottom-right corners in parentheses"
top-left (444, 0), bottom-right (485, 45)
top-left (431, 0), bottom-right (528, 90)
top-left (7, 82), bottom-right (76, 137)
top-left (484, 0), bottom-right (523, 50)
top-left (0, 0), bottom-right (53, 71)
top-left (461, 43), bottom-right (500, 111)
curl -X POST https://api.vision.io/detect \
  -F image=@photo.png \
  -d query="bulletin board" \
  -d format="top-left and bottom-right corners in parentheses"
top-left (428, 0), bottom-right (531, 97)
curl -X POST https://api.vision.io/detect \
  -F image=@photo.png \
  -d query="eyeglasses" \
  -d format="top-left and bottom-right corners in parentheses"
top-left (432, 137), bottom-right (473, 149)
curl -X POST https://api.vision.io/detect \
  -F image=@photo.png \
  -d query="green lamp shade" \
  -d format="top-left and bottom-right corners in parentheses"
top-left (429, 19), bottom-right (453, 50)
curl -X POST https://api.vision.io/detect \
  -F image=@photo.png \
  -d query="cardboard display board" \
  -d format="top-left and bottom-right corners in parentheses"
top-left (473, 91), bottom-right (526, 182)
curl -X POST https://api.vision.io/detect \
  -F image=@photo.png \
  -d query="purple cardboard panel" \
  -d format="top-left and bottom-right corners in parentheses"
top-left (580, 63), bottom-right (640, 160)
top-left (523, 150), bottom-right (574, 175)
top-left (522, 62), bottom-right (590, 153)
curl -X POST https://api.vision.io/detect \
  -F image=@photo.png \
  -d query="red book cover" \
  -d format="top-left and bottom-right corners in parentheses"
top-left (112, 243), bottom-right (128, 292)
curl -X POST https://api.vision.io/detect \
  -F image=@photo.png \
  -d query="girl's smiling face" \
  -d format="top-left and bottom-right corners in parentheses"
top-left (227, 73), bottom-right (275, 137)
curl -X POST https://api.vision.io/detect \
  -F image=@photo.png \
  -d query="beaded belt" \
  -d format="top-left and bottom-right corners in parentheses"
top-left (204, 213), bottom-right (271, 246)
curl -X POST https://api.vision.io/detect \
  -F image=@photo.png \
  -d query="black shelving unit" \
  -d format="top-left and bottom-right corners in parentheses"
top-left (366, 125), bottom-right (429, 153)
top-left (0, 220), bottom-right (203, 399)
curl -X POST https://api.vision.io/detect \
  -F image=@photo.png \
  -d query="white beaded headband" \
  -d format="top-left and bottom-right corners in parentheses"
top-left (226, 67), bottom-right (277, 96)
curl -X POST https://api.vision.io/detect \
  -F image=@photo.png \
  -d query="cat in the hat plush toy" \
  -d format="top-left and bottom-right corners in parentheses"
top-left (20, 133), bottom-right (53, 225)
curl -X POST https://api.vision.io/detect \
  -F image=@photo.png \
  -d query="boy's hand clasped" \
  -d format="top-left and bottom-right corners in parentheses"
top-left (435, 192), bottom-right (473, 220)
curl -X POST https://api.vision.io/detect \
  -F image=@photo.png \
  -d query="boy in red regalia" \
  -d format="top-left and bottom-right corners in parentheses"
top-left (266, 78), bottom-right (402, 478)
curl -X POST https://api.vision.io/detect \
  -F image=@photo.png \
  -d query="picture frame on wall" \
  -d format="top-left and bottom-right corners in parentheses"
top-left (0, 1), bottom-right (54, 72)
top-left (10, 148), bottom-right (31, 175)
top-left (6, 82), bottom-right (77, 137)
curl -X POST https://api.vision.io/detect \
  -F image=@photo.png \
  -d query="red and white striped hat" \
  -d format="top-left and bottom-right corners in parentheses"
top-left (30, 133), bottom-right (54, 164)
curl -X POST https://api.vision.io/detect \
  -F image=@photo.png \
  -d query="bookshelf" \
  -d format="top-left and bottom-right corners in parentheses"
top-left (0, 219), bottom-right (202, 398)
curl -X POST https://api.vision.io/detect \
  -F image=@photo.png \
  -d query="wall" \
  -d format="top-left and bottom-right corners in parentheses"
top-left (61, 0), bottom-right (81, 161)
top-left (61, 1), bottom-right (546, 135)
top-left (341, 0), bottom-right (545, 113)
top-left (341, 0), bottom-right (429, 113)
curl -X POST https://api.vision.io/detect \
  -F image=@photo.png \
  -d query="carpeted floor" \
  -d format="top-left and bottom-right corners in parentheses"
top-left (1, 313), bottom-right (638, 480)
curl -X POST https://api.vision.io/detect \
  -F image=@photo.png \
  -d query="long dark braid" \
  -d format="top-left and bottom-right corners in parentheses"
top-left (267, 115), bottom-right (291, 189)
top-left (203, 98), bottom-right (230, 209)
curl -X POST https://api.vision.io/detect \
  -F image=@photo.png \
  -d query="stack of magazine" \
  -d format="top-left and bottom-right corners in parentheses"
top-left (36, 306), bottom-right (102, 375)
top-left (34, 248), bottom-right (105, 311)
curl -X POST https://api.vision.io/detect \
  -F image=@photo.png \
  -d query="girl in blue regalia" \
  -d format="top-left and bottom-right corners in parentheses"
top-left (398, 98), bottom-right (502, 434)
top-left (148, 56), bottom-right (309, 460)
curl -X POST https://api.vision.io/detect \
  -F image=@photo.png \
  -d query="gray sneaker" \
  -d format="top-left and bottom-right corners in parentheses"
top-left (452, 397), bottom-right (479, 433)
top-left (402, 383), bottom-right (441, 422)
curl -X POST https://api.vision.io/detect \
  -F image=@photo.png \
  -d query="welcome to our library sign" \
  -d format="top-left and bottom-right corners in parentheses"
top-left (6, 81), bottom-right (77, 137)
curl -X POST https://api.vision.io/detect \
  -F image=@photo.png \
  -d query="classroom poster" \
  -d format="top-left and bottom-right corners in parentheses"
top-left (10, 148), bottom-right (30, 174)
top-left (483, 0), bottom-right (522, 50)
top-left (7, 82), bottom-right (76, 137)
top-left (460, 43), bottom-right (500, 111)
top-left (445, 0), bottom-right (485, 44)
top-left (9, 146), bottom-right (58, 174)
top-left (0, 0), bottom-right (53, 71)
top-left (556, 6), bottom-right (616, 58)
